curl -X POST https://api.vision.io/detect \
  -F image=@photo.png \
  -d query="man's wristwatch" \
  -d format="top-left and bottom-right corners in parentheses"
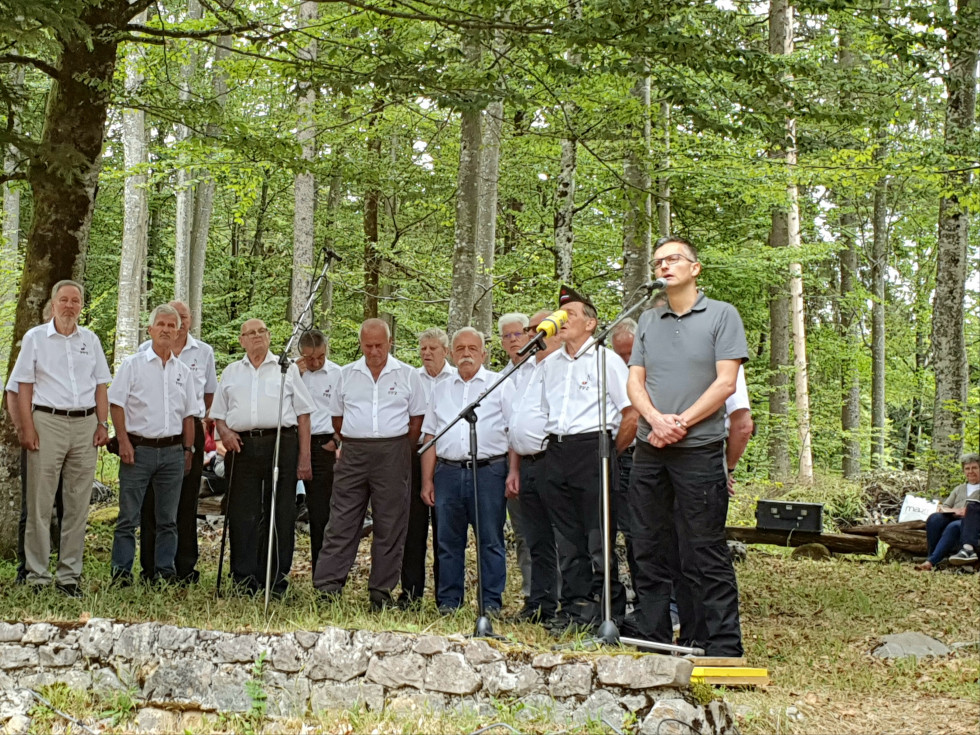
top-left (98, 420), bottom-right (109, 429)
top-left (183, 445), bottom-right (195, 454)
top-left (727, 466), bottom-right (736, 474)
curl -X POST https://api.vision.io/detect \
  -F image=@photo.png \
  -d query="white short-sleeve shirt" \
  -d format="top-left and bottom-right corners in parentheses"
top-left (422, 365), bottom-right (514, 461)
top-left (330, 356), bottom-right (426, 439)
top-left (508, 352), bottom-right (560, 456)
top-left (301, 358), bottom-right (343, 435)
top-left (108, 349), bottom-right (197, 438)
top-left (541, 343), bottom-right (631, 436)
top-left (724, 365), bottom-right (750, 430)
top-left (210, 351), bottom-right (315, 431)
top-left (139, 335), bottom-right (218, 418)
top-left (10, 321), bottom-right (112, 410)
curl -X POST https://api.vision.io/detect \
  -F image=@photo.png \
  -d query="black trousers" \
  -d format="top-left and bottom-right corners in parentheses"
top-left (140, 418), bottom-right (204, 581)
top-left (630, 440), bottom-right (743, 656)
top-left (541, 432), bottom-right (626, 624)
top-left (519, 454), bottom-right (559, 617)
top-left (400, 451), bottom-right (439, 602)
top-left (17, 449), bottom-right (63, 579)
top-left (307, 434), bottom-right (336, 577)
top-left (226, 430), bottom-right (299, 592)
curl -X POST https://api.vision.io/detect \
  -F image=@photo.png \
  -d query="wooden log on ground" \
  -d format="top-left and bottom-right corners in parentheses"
top-left (845, 520), bottom-right (927, 536)
top-left (726, 527), bottom-right (879, 555)
top-left (877, 527), bottom-right (928, 554)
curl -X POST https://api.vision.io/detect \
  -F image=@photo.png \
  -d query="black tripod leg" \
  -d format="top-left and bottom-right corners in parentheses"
top-left (215, 452), bottom-right (236, 598)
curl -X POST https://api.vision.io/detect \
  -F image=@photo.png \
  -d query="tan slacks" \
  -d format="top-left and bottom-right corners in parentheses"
top-left (25, 411), bottom-right (97, 585)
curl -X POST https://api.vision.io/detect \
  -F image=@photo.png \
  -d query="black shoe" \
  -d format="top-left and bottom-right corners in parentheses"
top-left (396, 592), bottom-right (422, 611)
top-left (369, 589), bottom-right (395, 612)
top-left (511, 606), bottom-right (546, 623)
top-left (111, 570), bottom-right (133, 588)
top-left (483, 606), bottom-right (503, 620)
top-left (55, 583), bottom-right (83, 599)
top-left (153, 573), bottom-right (179, 588)
top-left (317, 588), bottom-right (342, 605)
top-left (438, 604), bottom-right (461, 616)
top-left (15, 568), bottom-right (27, 585)
top-left (177, 569), bottom-right (201, 586)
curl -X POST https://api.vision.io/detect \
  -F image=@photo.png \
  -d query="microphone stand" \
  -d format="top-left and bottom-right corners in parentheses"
top-left (418, 338), bottom-right (545, 638)
top-left (263, 250), bottom-right (340, 614)
top-left (570, 281), bottom-right (704, 657)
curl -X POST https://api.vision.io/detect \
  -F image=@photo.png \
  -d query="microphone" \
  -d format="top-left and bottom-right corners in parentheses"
top-left (517, 310), bottom-right (568, 357)
top-left (323, 248), bottom-right (343, 263)
top-left (644, 278), bottom-right (668, 291)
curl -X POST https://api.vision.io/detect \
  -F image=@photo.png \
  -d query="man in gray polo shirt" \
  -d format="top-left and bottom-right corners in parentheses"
top-left (626, 236), bottom-right (747, 657)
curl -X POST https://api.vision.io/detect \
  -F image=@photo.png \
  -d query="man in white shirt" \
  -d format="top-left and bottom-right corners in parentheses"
top-left (296, 328), bottom-right (342, 576)
top-left (724, 366), bottom-right (754, 490)
top-left (314, 318), bottom-right (426, 610)
top-left (137, 300), bottom-right (217, 584)
top-left (507, 309), bottom-right (565, 623)
top-left (421, 327), bottom-right (519, 614)
top-left (540, 285), bottom-right (636, 631)
top-left (11, 280), bottom-right (112, 596)
top-left (211, 319), bottom-right (315, 596)
top-left (109, 304), bottom-right (197, 585)
top-left (399, 327), bottom-right (454, 607)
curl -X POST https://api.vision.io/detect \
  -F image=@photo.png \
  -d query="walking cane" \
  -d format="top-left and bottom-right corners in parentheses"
top-left (215, 451), bottom-right (236, 597)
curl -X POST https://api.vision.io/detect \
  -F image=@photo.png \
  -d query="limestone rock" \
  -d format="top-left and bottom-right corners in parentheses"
top-left (385, 690), bottom-right (446, 713)
top-left (413, 636), bottom-right (449, 656)
top-left (21, 670), bottom-right (91, 691)
top-left (620, 693), bottom-right (650, 713)
top-left (873, 632), bottom-right (950, 659)
top-left (78, 619), bottom-right (116, 659)
top-left (143, 659), bottom-right (214, 706)
top-left (0, 624), bottom-right (25, 644)
top-left (308, 628), bottom-right (370, 682)
top-left (0, 646), bottom-right (38, 670)
top-left (114, 623), bottom-right (160, 663)
top-left (294, 631), bottom-right (319, 650)
top-left (372, 632), bottom-right (409, 655)
top-left (90, 667), bottom-right (126, 692)
top-left (572, 689), bottom-right (623, 725)
top-left (549, 662), bottom-right (593, 698)
top-left (0, 689), bottom-right (33, 720)
top-left (39, 645), bottom-right (79, 668)
top-left (263, 670), bottom-right (311, 718)
top-left (596, 654), bottom-right (693, 689)
top-left (270, 635), bottom-right (305, 673)
top-left (3, 714), bottom-right (30, 734)
top-left (136, 707), bottom-right (179, 733)
top-left (156, 626), bottom-right (197, 653)
top-left (424, 653), bottom-right (481, 695)
top-left (366, 652), bottom-right (426, 690)
top-left (706, 700), bottom-right (737, 735)
top-left (727, 540), bottom-right (748, 563)
top-left (641, 698), bottom-right (707, 735)
top-left (210, 666), bottom-right (253, 712)
top-left (22, 623), bottom-right (57, 645)
top-left (531, 652), bottom-right (564, 669)
top-left (517, 693), bottom-right (570, 722)
top-left (310, 681), bottom-right (385, 713)
top-left (463, 640), bottom-right (502, 665)
top-left (213, 634), bottom-right (259, 664)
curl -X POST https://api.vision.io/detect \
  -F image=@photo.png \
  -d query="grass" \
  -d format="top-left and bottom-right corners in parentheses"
top-left (2, 481), bottom-right (978, 734)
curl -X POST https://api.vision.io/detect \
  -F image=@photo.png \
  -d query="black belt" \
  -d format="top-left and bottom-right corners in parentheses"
top-left (33, 405), bottom-right (95, 418)
top-left (240, 426), bottom-right (296, 437)
top-left (311, 433), bottom-right (336, 443)
top-left (522, 451), bottom-right (546, 463)
top-left (621, 445), bottom-right (635, 455)
top-left (438, 454), bottom-right (507, 469)
top-left (547, 430), bottom-right (609, 443)
top-left (129, 433), bottom-right (182, 448)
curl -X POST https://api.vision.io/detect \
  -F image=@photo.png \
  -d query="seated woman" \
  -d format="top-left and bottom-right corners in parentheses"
top-left (948, 497), bottom-right (980, 566)
top-left (915, 453), bottom-right (980, 571)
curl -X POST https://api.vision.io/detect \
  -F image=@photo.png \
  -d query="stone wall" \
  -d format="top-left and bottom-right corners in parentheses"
top-left (0, 619), bottom-right (735, 734)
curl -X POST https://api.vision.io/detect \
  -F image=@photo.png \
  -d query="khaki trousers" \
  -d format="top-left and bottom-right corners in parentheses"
top-left (25, 411), bottom-right (97, 585)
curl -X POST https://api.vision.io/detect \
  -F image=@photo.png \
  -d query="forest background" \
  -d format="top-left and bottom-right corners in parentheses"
top-left (0, 0), bottom-right (977, 555)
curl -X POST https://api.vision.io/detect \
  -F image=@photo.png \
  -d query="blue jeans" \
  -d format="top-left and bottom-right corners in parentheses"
top-left (433, 459), bottom-right (508, 610)
top-left (112, 445), bottom-right (184, 577)
top-left (925, 513), bottom-right (962, 566)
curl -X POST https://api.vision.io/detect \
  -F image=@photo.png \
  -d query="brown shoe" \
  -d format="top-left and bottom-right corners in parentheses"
top-left (914, 561), bottom-right (933, 571)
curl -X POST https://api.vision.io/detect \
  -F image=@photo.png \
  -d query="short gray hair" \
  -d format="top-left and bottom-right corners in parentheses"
top-left (149, 303), bottom-right (181, 329)
top-left (419, 327), bottom-right (449, 350)
top-left (497, 313), bottom-right (529, 333)
top-left (452, 326), bottom-right (485, 350)
top-left (51, 279), bottom-right (84, 301)
top-left (962, 453), bottom-right (980, 467)
top-left (299, 329), bottom-right (326, 351)
top-left (359, 318), bottom-right (391, 341)
top-left (610, 318), bottom-right (637, 338)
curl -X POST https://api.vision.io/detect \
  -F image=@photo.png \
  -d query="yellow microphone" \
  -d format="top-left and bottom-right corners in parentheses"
top-left (517, 310), bottom-right (568, 357)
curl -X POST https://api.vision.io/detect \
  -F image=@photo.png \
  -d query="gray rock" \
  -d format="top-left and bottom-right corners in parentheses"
top-left (270, 635), bottom-right (305, 673)
top-left (78, 619), bottom-right (116, 659)
top-left (516, 693), bottom-right (570, 722)
top-left (113, 623), bottom-right (159, 663)
top-left (214, 634), bottom-right (259, 664)
top-left (0, 689), bottom-right (33, 720)
top-left (263, 670), bottom-right (311, 718)
top-left (0, 646), bottom-right (38, 670)
top-left (365, 652), bottom-right (426, 690)
top-left (463, 640), bottom-right (503, 665)
top-left (531, 652), bottom-right (564, 669)
top-left (372, 632), bottom-right (409, 655)
top-left (310, 681), bottom-right (385, 713)
top-left (385, 690), bottom-right (446, 713)
top-left (90, 668), bottom-right (126, 692)
top-left (22, 623), bottom-right (58, 645)
top-left (308, 628), bottom-right (370, 682)
top-left (449, 697), bottom-right (495, 718)
top-left (143, 659), bottom-right (214, 706)
top-left (572, 689), bottom-right (623, 725)
top-left (641, 698), bottom-right (707, 735)
top-left (596, 654), bottom-right (693, 689)
top-left (620, 693), bottom-right (650, 713)
top-left (20, 670), bottom-right (91, 691)
top-left (4, 713), bottom-right (31, 734)
top-left (0, 624), bottom-right (25, 643)
top-left (156, 626), bottom-right (197, 653)
top-left (294, 631), bottom-right (319, 650)
top-left (39, 645), bottom-right (79, 668)
top-left (549, 662), bottom-right (593, 698)
top-left (951, 641), bottom-right (980, 651)
top-left (413, 636), bottom-right (449, 656)
top-left (424, 652), bottom-right (481, 695)
top-left (210, 666), bottom-right (253, 712)
top-left (872, 632), bottom-right (950, 660)
top-left (706, 700), bottom-right (736, 735)
top-left (352, 630), bottom-right (376, 650)
top-left (479, 661), bottom-right (518, 696)
top-left (136, 707), bottom-right (179, 733)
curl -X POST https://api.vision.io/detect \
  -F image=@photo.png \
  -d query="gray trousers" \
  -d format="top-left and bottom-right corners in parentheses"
top-left (25, 411), bottom-right (97, 586)
top-left (507, 496), bottom-right (533, 601)
top-left (313, 436), bottom-right (412, 594)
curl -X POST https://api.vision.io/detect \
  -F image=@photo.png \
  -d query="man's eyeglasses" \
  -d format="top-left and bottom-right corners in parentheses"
top-left (501, 331), bottom-right (524, 340)
top-left (524, 325), bottom-right (540, 333)
top-left (241, 328), bottom-right (270, 338)
top-left (652, 253), bottom-right (695, 272)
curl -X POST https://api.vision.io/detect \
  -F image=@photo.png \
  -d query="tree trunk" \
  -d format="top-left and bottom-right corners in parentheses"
top-left (1, 66), bottom-right (25, 371)
top-left (725, 527), bottom-right (878, 555)
top-left (870, 132), bottom-right (888, 467)
top-left (928, 0), bottom-right (978, 490)
top-left (553, 0), bottom-right (582, 283)
top-left (657, 100), bottom-right (671, 237)
top-left (447, 35), bottom-right (483, 336)
top-left (114, 11), bottom-right (150, 368)
top-left (320, 172), bottom-right (343, 351)
top-left (363, 120), bottom-right (382, 321)
top-left (291, 1), bottom-right (318, 325)
top-left (622, 67), bottom-right (652, 308)
top-left (173, 0), bottom-right (203, 303)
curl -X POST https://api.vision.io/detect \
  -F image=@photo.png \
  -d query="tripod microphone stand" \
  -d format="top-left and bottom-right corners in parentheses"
top-left (418, 338), bottom-right (545, 638)
top-left (570, 279), bottom-right (704, 657)
top-left (262, 249), bottom-right (340, 614)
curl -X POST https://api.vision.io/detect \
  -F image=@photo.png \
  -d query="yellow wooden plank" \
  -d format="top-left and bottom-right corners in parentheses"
top-left (691, 666), bottom-right (770, 687)
top-left (689, 657), bottom-right (747, 667)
